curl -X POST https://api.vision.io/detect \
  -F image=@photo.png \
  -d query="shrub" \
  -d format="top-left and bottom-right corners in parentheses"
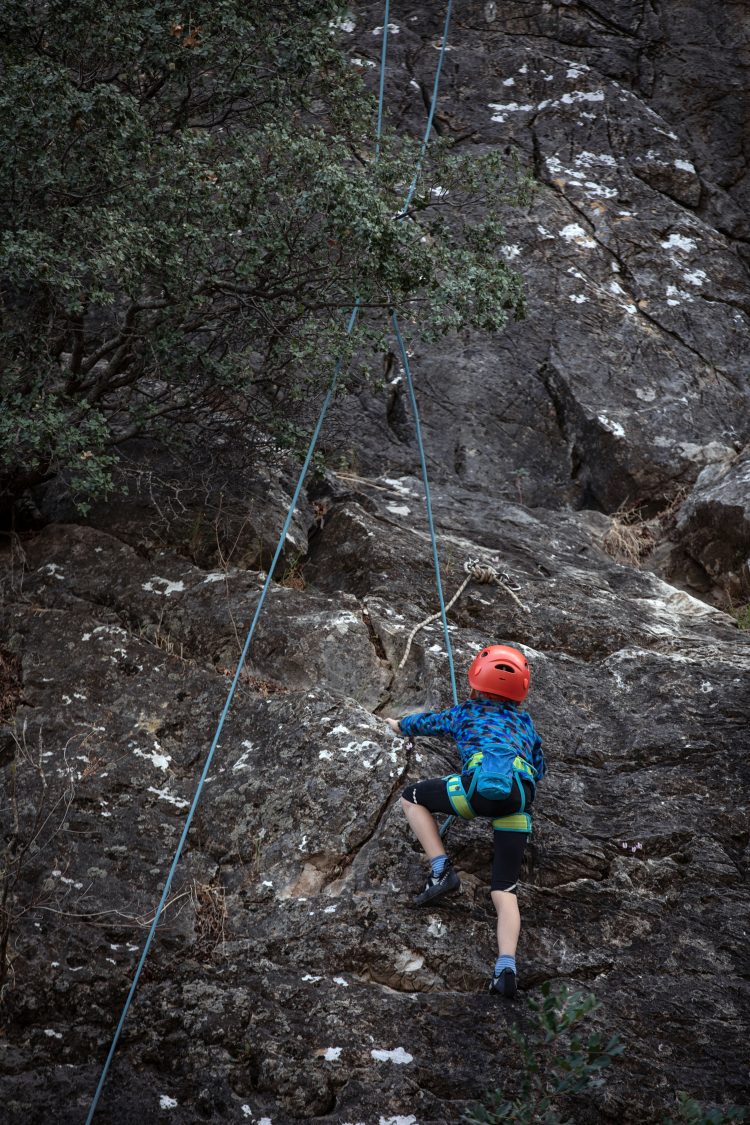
top-left (463, 982), bottom-right (624, 1125)
top-left (0, 0), bottom-right (529, 511)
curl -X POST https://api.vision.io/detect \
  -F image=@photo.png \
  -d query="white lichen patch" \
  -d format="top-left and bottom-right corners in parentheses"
top-left (379, 1117), bottom-right (417, 1125)
top-left (333, 976), bottom-right (349, 986)
top-left (372, 22), bottom-right (400, 34)
top-left (159, 1095), bottom-right (178, 1109)
top-left (380, 477), bottom-right (417, 497)
top-left (326, 611), bottom-right (361, 636)
top-left (660, 233), bottom-right (697, 253)
top-left (301, 973), bottom-right (322, 982)
top-left (233, 740), bottom-right (254, 772)
top-left (501, 244), bottom-right (521, 260)
top-left (598, 415), bottom-right (626, 438)
top-left (323, 1047), bottom-right (342, 1061)
top-left (559, 223), bottom-right (596, 249)
top-left (132, 745), bottom-right (171, 772)
top-left (350, 56), bottom-right (376, 68)
top-left (665, 285), bottom-right (695, 306)
top-left (683, 269), bottom-right (707, 287)
top-left (569, 294), bottom-right (589, 303)
top-left (582, 180), bottom-right (617, 199)
top-left (147, 786), bottom-right (189, 809)
top-left (337, 738), bottom-right (381, 765)
top-left (674, 158), bottom-right (696, 173)
top-left (142, 577), bottom-right (186, 597)
top-left (488, 101), bottom-right (534, 122)
top-left (44, 1029), bottom-right (63, 1038)
top-left (371, 1047), bottom-right (414, 1065)
top-left (560, 89), bottom-right (604, 104)
top-left (574, 151), bottom-right (617, 168)
top-left (386, 504), bottom-right (411, 516)
top-left (202, 572), bottom-right (228, 584)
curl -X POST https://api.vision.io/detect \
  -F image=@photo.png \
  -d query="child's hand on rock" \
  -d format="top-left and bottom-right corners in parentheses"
top-left (384, 717), bottom-right (401, 735)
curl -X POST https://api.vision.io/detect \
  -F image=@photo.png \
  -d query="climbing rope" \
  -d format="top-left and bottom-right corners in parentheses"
top-left (398, 558), bottom-right (530, 671)
top-left (85, 6), bottom-right (454, 1121)
top-left (392, 312), bottom-right (459, 704)
top-left (84, 306), bottom-right (360, 1125)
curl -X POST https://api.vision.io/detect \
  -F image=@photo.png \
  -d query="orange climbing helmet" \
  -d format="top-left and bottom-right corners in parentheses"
top-left (467, 644), bottom-right (530, 703)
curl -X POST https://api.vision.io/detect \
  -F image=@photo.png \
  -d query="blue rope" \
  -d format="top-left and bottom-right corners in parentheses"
top-left (400, 0), bottom-right (453, 217)
top-left (391, 313), bottom-right (458, 708)
top-left (86, 3), bottom-right (455, 1116)
top-left (390, 1), bottom-right (457, 836)
top-left (83, 310), bottom-right (359, 1125)
top-left (375, 0), bottom-right (389, 161)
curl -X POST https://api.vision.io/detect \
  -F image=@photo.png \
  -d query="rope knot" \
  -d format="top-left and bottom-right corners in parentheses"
top-left (398, 557), bottom-right (531, 670)
top-left (464, 557), bottom-right (499, 584)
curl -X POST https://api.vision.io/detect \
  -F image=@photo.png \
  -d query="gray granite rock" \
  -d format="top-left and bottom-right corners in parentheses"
top-left (3, 2), bottom-right (750, 1122)
top-left (674, 451), bottom-right (750, 601)
top-left (2, 482), bottom-right (749, 1122)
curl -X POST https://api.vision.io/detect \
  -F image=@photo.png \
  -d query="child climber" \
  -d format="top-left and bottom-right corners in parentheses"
top-left (385, 644), bottom-right (545, 998)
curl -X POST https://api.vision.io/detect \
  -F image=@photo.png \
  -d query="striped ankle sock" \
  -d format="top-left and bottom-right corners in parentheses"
top-left (495, 955), bottom-right (516, 976)
top-left (430, 854), bottom-right (448, 878)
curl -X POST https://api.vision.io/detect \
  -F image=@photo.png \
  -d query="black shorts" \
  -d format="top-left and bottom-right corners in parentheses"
top-left (402, 773), bottom-right (533, 893)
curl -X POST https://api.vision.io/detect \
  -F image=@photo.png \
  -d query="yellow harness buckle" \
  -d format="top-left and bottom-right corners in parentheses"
top-left (445, 774), bottom-right (477, 820)
top-left (492, 812), bottom-right (532, 833)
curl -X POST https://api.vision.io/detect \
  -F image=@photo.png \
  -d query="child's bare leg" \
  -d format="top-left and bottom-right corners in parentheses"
top-left (491, 889), bottom-right (520, 957)
top-left (400, 797), bottom-right (445, 859)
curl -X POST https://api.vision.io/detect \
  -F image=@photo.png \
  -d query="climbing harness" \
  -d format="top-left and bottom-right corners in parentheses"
top-left (398, 558), bottom-right (530, 672)
top-left (444, 752), bottom-right (535, 833)
top-left (85, 5), bottom-right (455, 1121)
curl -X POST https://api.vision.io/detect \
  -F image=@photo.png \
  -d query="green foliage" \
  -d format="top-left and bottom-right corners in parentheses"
top-left (464, 983), bottom-right (624, 1125)
top-left (0, 0), bottom-right (530, 509)
top-left (731, 604), bottom-right (750, 630)
top-left (665, 1094), bottom-right (747, 1125)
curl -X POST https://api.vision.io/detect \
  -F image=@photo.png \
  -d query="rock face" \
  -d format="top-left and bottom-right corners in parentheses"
top-left (2, 3), bottom-right (750, 1125)
top-left (329, 0), bottom-right (750, 578)
top-left (3, 485), bottom-right (749, 1124)
top-left (674, 452), bottom-right (750, 602)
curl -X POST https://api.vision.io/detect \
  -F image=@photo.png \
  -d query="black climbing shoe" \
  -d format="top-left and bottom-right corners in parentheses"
top-left (413, 862), bottom-right (460, 906)
top-left (489, 968), bottom-right (517, 999)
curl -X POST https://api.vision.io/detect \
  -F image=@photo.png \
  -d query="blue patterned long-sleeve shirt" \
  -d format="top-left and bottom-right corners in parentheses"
top-left (400, 697), bottom-right (545, 790)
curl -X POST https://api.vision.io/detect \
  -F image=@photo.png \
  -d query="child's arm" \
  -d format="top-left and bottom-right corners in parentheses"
top-left (385, 708), bottom-right (457, 739)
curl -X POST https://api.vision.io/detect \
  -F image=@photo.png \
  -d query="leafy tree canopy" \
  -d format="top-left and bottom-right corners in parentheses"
top-left (0, 0), bottom-right (529, 511)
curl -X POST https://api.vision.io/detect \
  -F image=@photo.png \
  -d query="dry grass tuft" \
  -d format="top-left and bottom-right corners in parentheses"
top-left (191, 880), bottom-right (228, 958)
top-left (602, 506), bottom-right (656, 567)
